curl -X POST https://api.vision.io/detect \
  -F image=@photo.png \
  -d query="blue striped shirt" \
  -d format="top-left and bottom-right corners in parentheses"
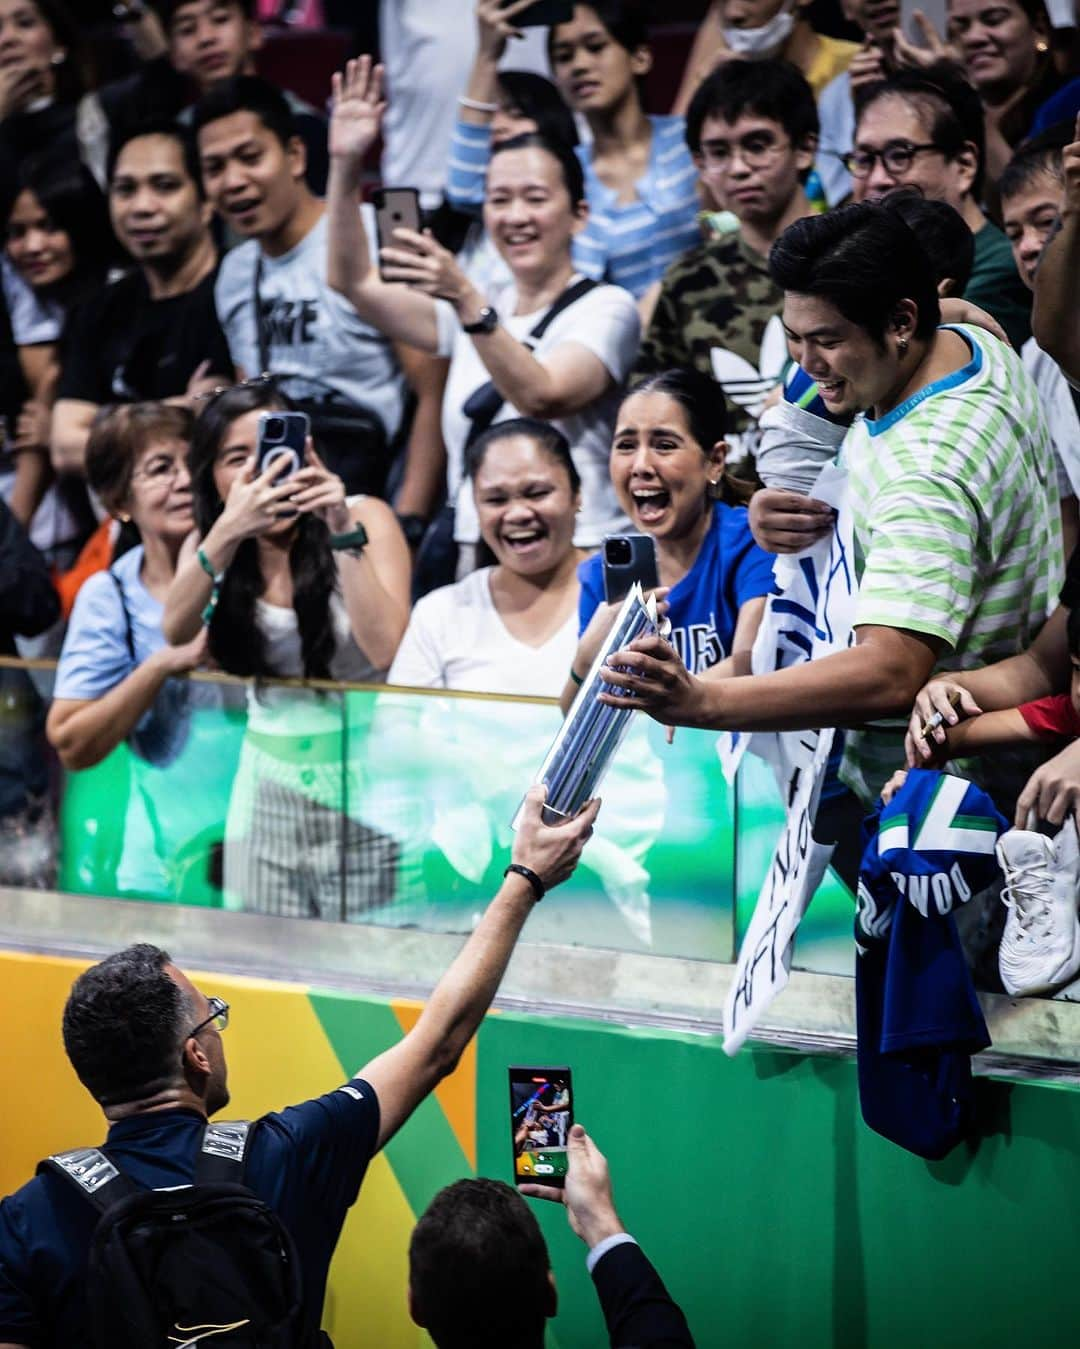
top-left (445, 114), bottom-right (700, 299)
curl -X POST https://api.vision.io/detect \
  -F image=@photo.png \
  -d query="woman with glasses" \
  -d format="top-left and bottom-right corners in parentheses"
top-left (846, 62), bottom-right (1034, 347)
top-left (46, 403), bottom-right (213, 899)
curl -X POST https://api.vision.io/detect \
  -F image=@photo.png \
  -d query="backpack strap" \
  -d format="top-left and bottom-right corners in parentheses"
top-left (39, 1147), bottom-right (141, 1216)
top-left (194, 1120), bottom-right (254, 1185)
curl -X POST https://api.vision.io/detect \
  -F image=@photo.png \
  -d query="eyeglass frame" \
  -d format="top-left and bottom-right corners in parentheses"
top-left (838, 141), bottom-right (945, 178)
top-left (129, 449), bottom-right (191, 492)
top-left (696, 132), bottom-right (794, 174)
top-left (186, 995), bottom-right (230, 1041)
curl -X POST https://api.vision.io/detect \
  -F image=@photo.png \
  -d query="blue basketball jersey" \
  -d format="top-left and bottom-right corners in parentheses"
top-left (855, 769), bottom-right (1007, 1159)
top-left (578, 503), bottom-right (775, 674)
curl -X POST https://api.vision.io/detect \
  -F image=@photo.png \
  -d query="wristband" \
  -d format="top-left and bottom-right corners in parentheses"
top-left (458, 95), bottom-right (498, 113)
top-left (569, 667), bottom-right (584, 687)
top-left (196, 546), bottom-right (223, 625)
top-left (329, 524), bottom-right (369, 557)
top-left (504, 862), bottom-right (545, 903)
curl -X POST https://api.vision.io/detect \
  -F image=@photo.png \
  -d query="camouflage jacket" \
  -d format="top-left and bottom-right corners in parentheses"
top-left (634, 232), bottom-right (788, 435)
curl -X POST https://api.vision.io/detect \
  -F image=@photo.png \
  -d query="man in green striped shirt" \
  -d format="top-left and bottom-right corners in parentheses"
top-left (598, 203), bottom-right (1062, 821)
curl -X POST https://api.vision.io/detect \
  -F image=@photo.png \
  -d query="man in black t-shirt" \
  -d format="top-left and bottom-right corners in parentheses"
top-left (51, 123), bottom-right (233, 476)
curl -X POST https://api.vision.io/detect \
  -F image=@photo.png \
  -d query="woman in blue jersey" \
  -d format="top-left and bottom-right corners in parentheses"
top-left (453, 0), bottom-right (699, 306)
top-left (561, 368), bottom-right (774, 710)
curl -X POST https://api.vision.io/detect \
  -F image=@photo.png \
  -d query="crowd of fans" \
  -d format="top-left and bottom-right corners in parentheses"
top-left (1, 1), bottom-right (1080, 1341)
top-left (1, 0), bottom-right (1079, 969)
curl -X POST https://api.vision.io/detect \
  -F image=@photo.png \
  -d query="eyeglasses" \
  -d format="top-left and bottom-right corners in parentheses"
top-left (698, 133), bottom-right (791, 173)
top-left (186, 995), bottom-right (230, 1040)
top-left (840, 142), bottom-right (943, 177)
top-left (131, 455), bottom-right (189, 490)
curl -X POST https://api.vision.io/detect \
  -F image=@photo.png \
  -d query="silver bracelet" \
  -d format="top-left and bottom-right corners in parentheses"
top-left (458, 95), bottom-right (498, 113)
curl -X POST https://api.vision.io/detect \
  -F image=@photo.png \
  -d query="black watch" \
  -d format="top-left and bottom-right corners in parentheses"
top-left (462, 305), bottom-right (498, 335)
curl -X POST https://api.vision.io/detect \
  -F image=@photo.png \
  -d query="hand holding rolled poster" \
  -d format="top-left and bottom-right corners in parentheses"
top-left (514, 585), bottom-right (668, 827)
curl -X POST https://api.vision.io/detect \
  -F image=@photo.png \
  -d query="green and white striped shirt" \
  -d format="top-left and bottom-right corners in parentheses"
top-left (841, 324), bottom-right (1063, 804)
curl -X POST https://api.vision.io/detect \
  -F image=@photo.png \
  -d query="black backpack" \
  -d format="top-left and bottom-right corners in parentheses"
top-left (40, 1120), bottom-right (311, 1348)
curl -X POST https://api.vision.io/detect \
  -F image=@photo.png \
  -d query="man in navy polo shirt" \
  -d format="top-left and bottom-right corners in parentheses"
top-left (0, 786), bottom-right (598, 1348)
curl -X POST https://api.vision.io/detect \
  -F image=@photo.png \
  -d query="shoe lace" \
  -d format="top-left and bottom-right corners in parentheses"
top-left (1001, 859), bottom-right (1055, 939)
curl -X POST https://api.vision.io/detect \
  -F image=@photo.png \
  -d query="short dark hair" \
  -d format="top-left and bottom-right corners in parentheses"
top-left (489, 132), bottom-right (586, 208)
top-left (685, 58), bottom-right (819, 156)
top-left (62, 944), bottom-right (190, 1107)
top-left (549, 0), bottom-right (650, 57)
top-left (880, 188), bottom-right (974, 294)
top-left (409, 1179), bottom-right (552, 1349)
top-left (192, 75), bottom-right (296, 149)
top-left (769, 202), bottom-right (941, 343)
top-left (855, 62), bottom-right (987, 199)
top-left (163, 0), bottom-right (255, 25)
top-left (86, 402), bottom-right (195, 515)
top-left (107, 120), bottom-right (203, 196)
top-left (496, 71), bottom-right (579, 148)
top-left (465, 416), bottom-right (581, 494)
top-left (998, 123), bottom-right (1071, 202)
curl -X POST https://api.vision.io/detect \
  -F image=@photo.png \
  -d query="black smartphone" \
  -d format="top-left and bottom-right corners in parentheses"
top-left (602, 533), bottom-right (659, 605)
top-left (509, 1066), bottom-right (573, 1189)
top-left (373, 187), bottom-right (422, 280)
top-left (512, 0), bottom-right (574, 25)
top-left (256, 410), bottom-right (309, 479)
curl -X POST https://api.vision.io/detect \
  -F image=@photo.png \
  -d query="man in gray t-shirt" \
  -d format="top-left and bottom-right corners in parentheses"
top-left (195, 76), bottom-right (447, 505)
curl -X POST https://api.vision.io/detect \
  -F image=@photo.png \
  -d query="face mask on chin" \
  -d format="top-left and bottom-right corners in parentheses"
top-left (722, 6), bottom-right (796, 57)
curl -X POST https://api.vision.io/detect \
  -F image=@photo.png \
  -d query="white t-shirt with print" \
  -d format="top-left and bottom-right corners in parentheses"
top-left (388, 566), bottom-right (578, 697)
top-left (214, 208), bottom-right (404, 440)
top-left (435, 278), bottom-right (640, 546)
top-left (1022, 337), bottom-right (1080, 500)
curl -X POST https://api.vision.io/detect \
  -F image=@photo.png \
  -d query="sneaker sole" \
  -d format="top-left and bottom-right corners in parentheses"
top-left (1002, 917), bottom-right (1080, 998)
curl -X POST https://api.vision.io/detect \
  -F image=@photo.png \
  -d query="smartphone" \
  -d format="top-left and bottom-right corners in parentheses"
top-left (510, 1066), bottom-right (573, 1189)
top-left (602, 533), bottom-right (659, 605)
top-left (256, 410), bottom-right (309, 479)
top-left (373, 187), bottom-right (422, 281)
top-left (512, 0), bottom-right (573, 24)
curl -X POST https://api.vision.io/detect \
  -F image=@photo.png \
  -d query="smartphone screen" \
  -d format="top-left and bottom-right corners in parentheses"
top-left (602, 533), bottom-right (659, 605)
top-left (513, 0), bottom-right (574, 24)
top-left (509, 1066), bottom-right (573, 1188)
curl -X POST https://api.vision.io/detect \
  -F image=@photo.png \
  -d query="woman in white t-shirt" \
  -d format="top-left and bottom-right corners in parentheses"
top-left (390, 417), bottom-right (583, 696)
top-left (326, 58), bottom-right (640, 585)
top-left (163, 383), bottom-right (411, 919)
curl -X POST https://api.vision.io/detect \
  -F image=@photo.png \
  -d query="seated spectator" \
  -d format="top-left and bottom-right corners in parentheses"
top-left (0, 495), bottom-right (59, 889)
top-left (45, 403), bottom-right (208, 895)
top-left (2, 153), bottom-right (114, 561)
top-left (673, 0), bottom-right (860, 107)
top-left (1031, 114), bottom-right (1080, 385)
top-left (1000, 128), bottom-right (1080, 556)
top-left (194, 75), bottom-right (444, 505)
top-left (326, 59), bottom-right (640, 589)
top-left (544, 1), bottom-right (700, 305)
top-left (0, 0), bottom-right (89, 188)
top-left (892, 0), bottom-right (1067, 192)
top-left (162, 382), bottom-right (410, 916)
top-left (411, 1126), bottom-right (693, 1349)
top-left (51, 123), bottom-right (233, 476)
top-left (390, 418), bottom-right (583, 696)
top-left (635, 59), bottom-right (819, 451)
top-left (600, 204), bottom-right (1062, 860)
top-left (816, 0), bottom-right (902, 206)
top-left (564, 369), bottom-right (772, 711)
top-left (97, 0), bottom-right (329, 195)
top-left (849, 62), bottom-right (1033, 346)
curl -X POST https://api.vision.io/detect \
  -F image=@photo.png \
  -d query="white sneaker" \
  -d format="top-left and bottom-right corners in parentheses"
top-left (997, 819), bottom-right (1080, 997)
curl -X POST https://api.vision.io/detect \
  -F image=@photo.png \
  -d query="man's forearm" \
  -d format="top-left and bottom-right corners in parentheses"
top-left (1032, 212), bottom-right (1080, 382)
top-left (945, 605), bottom-right (1070, 710)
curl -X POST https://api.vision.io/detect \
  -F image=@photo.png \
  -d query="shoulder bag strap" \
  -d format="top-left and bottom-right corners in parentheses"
top-left (194, 1120), bottom-right (254, 1185)
top-left (522, 275), bottom-right (599, 349)
top-left (252, 252), bottom-right (268, 375)
top-left (39, 1147), bottom-right (141, 1215)
top-left (106, 567), bottom-right (136, 662)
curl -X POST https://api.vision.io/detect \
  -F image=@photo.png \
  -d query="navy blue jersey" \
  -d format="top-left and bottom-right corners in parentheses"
top-left (855, 770), bottom-right (1006, 1159)
top-left (578, 502), bottom-right (775, 673)
top-left (0, 1082), bottom-right (380, 1346)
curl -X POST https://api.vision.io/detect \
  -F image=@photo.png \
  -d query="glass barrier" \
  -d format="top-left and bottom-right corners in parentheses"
top-left (0, 657), bottom-right (855, 972)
